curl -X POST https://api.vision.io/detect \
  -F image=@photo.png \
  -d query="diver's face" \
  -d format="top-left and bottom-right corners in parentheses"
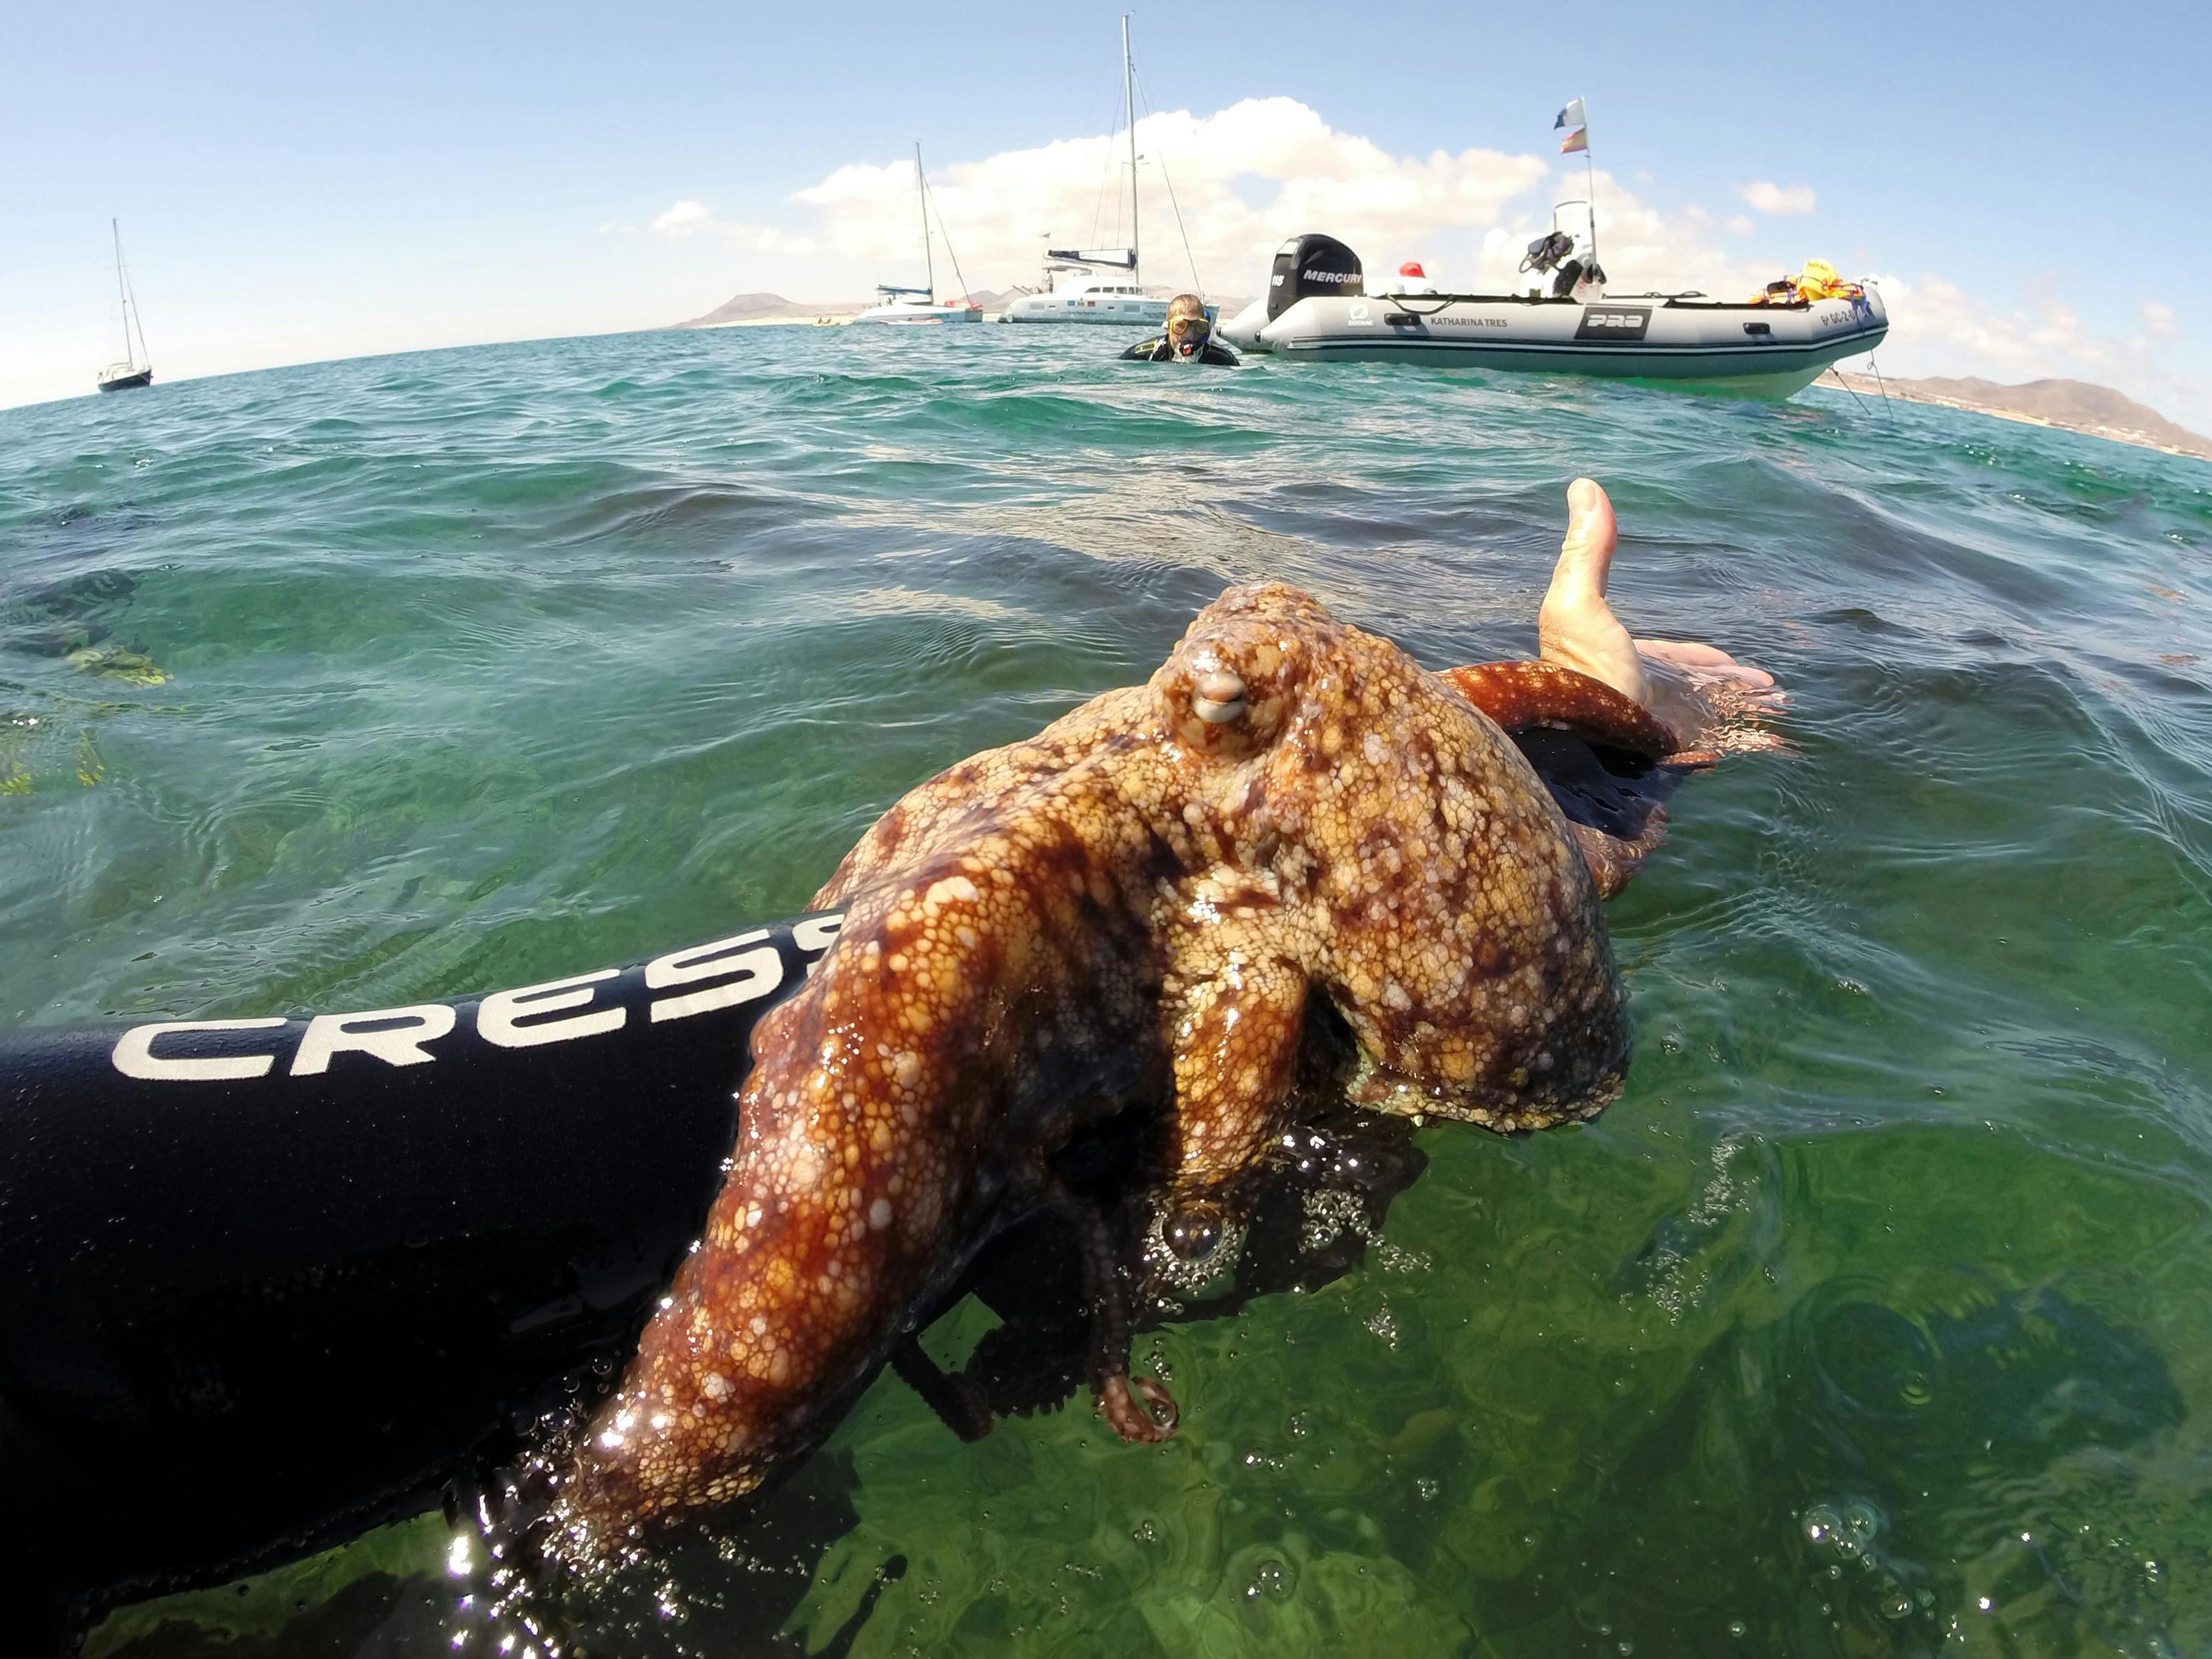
top-left (1167, 313), bottom-right (1209, 358)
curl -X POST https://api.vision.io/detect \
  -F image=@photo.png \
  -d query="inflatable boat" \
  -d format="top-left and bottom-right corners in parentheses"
top-left (1221, 235), bottom-right (1887, 398)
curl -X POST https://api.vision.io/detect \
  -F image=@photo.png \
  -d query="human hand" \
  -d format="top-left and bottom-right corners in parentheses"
top-left (1537, 478), bottom-right (1783, 752)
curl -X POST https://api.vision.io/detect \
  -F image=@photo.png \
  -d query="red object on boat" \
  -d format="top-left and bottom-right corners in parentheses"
top-left (1399, 262), bottom-right (1426, 278)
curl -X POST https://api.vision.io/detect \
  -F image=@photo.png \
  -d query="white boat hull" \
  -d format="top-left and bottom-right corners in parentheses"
top-left (1222, 286), bottom-right (1889, 397)
top-left (1001, 291), bottom-right (1168, 326)
top-left (850, 301), bottom-right (985, 326)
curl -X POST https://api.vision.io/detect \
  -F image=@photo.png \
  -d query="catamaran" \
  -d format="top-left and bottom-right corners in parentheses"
top-left (1001, 251), bottom-right (1161, 327)
top-left (850, 143), bottom-right (983, 326)
top-left (1001, 17), bottom-right (1175, 327)
top-left (96, 219), bottom-right (154, 392)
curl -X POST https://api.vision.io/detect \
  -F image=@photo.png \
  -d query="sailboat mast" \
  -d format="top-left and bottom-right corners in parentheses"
top-left (915, 142), bottom-right (936, 302)
top-left (112, 219), bottom-right (132, 367)
top-left (1122, 14), bottom-right (1139, 287)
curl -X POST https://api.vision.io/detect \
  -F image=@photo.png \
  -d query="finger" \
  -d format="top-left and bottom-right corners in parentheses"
top-left (1539, 480), bottom-right (1646, 704)
top-left (1553, 477), bottom-right (1619, 603)
top-left (1635, 639), bottom-right (1733, 667)
top-left (1638, 642), bottom-right (1777, 691)
top-left (1635, 639), bottom-right (1737, 669)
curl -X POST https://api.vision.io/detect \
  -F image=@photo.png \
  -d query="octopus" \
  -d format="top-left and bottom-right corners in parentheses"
top-left (551, 479), bottom-right (1778, 1546)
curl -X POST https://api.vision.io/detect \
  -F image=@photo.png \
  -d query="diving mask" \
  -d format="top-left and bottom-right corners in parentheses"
top-left (1167, 313), bottom-right (1211, 357)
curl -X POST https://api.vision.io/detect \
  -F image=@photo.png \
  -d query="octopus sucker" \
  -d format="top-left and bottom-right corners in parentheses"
top-left (553, 479), bottom-right (1776, 1551)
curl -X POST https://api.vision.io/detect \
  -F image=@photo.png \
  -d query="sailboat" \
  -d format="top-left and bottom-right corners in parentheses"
top-left (1002, 17), bottom-right (1171, 327)
top-left (96, 219), bottom-right (154, 392)
top-left (849, 144), bottom-right (984, 325)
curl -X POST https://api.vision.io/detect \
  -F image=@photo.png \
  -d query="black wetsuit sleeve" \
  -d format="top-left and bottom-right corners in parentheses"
top-left (1119, 336), bottom-right (1169, 361)
top-left (1203, 342), bottom-right (1241, 367)
top-left (0, 912), bottom-right (842, 1642)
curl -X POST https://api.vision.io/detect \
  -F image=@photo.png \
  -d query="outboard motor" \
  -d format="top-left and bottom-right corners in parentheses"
top-left (1267, 233), bottom-right (1363, 321)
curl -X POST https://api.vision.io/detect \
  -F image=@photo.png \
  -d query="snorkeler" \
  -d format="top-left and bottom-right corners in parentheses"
top-left (1120, 293), bottom-right (1239, 366)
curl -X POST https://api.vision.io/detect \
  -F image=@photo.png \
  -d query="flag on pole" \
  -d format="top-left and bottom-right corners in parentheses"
top-left (1554, 99), bottom-right (1586, 130)
top-left (1560, 127), bottom-right (1589, 154)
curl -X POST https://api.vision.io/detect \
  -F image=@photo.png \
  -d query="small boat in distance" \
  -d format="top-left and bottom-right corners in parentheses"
top-left (850, 285), bottom-right (983, 326)
top-left (850, 144), bottom-right (984, 326)
top-left (96, 219), bottom-right (154, 392)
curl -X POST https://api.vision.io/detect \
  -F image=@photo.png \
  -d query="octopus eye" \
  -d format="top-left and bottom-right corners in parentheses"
top-left (1192, 669), bottom-right (1248, 725)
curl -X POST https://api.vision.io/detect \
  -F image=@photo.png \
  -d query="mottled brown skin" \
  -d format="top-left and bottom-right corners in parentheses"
top-left (562, 584), bottom-right (1653, 1538)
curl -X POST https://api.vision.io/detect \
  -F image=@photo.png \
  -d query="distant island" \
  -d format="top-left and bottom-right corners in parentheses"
top-left (673, 292), bottom-right (867, 327)
top-left (1828, 372), bottom-right (2211, 463)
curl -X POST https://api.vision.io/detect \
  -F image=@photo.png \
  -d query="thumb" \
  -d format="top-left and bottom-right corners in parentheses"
top-left (1552, 477), bottom-right (1617, 601)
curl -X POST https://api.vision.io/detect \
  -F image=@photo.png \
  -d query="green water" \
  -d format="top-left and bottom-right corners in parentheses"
top-left (4, 326), bottom-right (2209, 1658)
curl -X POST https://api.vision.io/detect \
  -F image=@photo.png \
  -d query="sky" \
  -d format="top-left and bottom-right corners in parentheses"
top-left (6, 0), bottom-right (2209, 427)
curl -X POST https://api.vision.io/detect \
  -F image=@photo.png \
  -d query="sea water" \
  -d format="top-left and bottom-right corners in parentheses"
top-left (2, 323), bottom-right (2208, 1657)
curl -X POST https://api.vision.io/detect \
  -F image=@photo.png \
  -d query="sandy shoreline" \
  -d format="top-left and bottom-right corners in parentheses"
top-left (689, 313), bottom-right (868, 329)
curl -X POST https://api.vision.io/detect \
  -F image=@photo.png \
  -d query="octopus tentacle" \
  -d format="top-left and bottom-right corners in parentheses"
top-left (1155, 952), bottom-right (1307, 1252)
top-left (1566, 814), bottom-right (1667, 900)
top-left (1445, 662), bottom-right (1703, 899)
top-left (566, 862), bottom-right (1077, 1530)
top-left (1440, 661), bottom-right (1679, 759)
top-left (1101, 1374), bottom-right (1178, 1442)
top-left (1029, 1172), bottom-right (1177, 1444)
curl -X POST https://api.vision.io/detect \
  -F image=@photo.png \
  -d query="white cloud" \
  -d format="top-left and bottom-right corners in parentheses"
top-left (2141, 299), bottom-right (2181, 341)
top-left (1725, 215), bottom-right (1755, 236)
top-left (651, 200), bottom-right (714, 237)
top-left (1737, 181), bottom-right (1816, 216)
top-left (781, 98), bottom-right (1551, 295)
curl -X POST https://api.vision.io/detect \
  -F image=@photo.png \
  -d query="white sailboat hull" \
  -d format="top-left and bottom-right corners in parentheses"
top-left (1001, 290), bottom-right (1168, 326)
top-left (850, 302), bottom-right (985, 325)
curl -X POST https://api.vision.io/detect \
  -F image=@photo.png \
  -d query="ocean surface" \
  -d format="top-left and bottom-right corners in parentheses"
top-left (3, 323), bottom-right (2209, 1658)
